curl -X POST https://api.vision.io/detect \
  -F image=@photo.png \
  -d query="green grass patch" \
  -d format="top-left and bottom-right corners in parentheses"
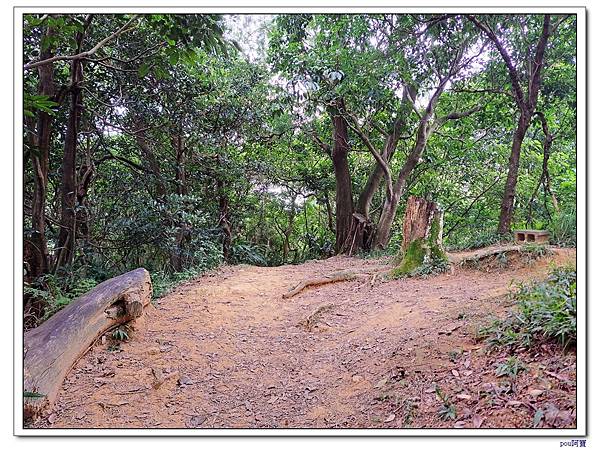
top-left (477, 266), bottom-right (576, 349)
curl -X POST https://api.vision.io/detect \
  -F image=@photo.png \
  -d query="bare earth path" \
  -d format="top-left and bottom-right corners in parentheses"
top-left (39, 247), bottom-right (576, 429)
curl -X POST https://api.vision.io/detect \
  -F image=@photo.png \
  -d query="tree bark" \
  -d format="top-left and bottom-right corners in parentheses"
top-left (217, 176), bottom-right (232, 260)
top-left (135, 123), bottom-right (167, 198)
top-left (54, 56), bottom-right (84, 270)
top-left (24, 25), bottom-right (55, 281)
top-left (373, 119), bottom-right (430, 250)
top-left (468, 14), bottom-right (551, 233)
top-left (498, 113), bottom-right (530, 233)
top-left (23, 268), bottom-right (152, 418)
top-left (356, 86), bottom-right (415, 220)
top-left (391, 196), bottom-right (447, 276)
top-left (330, 100), bottom-right (354, 253)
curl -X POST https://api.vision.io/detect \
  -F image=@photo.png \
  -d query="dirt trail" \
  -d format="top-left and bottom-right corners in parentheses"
top-left (39, 247), bottom-right (575, 429)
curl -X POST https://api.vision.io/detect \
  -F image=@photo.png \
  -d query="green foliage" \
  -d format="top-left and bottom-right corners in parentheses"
top-left (495, 356), bottom-right (527, 378)
top-left (24, 391), bottom-right (46, 398)
top-left (229, 243), bottom-right (268, 266)
top-left (549, 207), bottom-right (576, 247)
top-left (477, 266), bottom-right (576, 349)
top-left (24, 272), bottom-right (98, 323)
top-left (22, 13), bottom-right (576, 325)
top-left (434, 385), bottom-right (457, 421)
top-left (520, 243), bottom-right (551, 263)
top-left (151, 266), bottom-right (206, 299)
top-left (111, 326), bottom-right (130, 341)
top-left (23, 93), bottom-right (58, 118)
top-left (446, 230), bottom-right (513, 251)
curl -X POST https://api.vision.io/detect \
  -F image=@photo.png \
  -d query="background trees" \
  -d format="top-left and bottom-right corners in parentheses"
top-left (22, 13), bottom-right (577, 326)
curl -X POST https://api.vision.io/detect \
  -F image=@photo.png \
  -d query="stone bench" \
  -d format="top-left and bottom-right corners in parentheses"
top-left (514, 229), bottom-right (550, 244)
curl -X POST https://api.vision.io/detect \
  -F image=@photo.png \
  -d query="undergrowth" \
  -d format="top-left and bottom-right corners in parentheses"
top-left (548, 207), bottom-right (576, 247)
top-left (477, 265), bottom-right (576, 350)
top-left (24, 272), bottom-right (98, 325)
top-left (446, 230), bottom-right (513, 251)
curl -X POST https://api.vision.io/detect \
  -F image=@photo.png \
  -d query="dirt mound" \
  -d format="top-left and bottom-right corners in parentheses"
top-left (30, 247), bottom-right (576, 429)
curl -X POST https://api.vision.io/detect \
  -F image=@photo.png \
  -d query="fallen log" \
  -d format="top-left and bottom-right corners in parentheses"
top-left (23, 268), bottom-right (152, 418)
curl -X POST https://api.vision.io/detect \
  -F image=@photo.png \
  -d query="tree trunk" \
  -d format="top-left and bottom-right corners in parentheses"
top-left (330, 101), bottom-right (354, 253)
top-left (24, 26), bottom-right (55, 282)
top-left (217, 176), bottom-right (232, 260)
top-left (356, 87), bottom-right (414, 220)
top-left (54, 56), bottom-right (84, 270)
top-left (391, 196), bottom-right (447, 276)
top-left (23, 268), bottom-right (152, 418)
top-left (498, 113), bottom-right (530, 233)
top-left (372, 123), bottom-right (429, 250)
top-left (135, 124), bottom-right (167, 198)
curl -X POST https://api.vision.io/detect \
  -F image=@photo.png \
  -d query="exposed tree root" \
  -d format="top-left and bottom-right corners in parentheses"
top-left (452, 245), bottom-right (553, 270)
top-left (282, 266), bottom-right (390, 299)
top-left (298, 303), bottom-right (335, 331)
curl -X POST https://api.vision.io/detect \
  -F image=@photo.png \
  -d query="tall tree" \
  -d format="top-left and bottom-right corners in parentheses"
top-left (467, 14), bottom-right (552, 233)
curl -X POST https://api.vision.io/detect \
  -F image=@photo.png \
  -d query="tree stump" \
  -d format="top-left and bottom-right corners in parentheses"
top-left (23, 268), bottom-right (152, 418)
top-left (391, 196), bottom-right (448, 276)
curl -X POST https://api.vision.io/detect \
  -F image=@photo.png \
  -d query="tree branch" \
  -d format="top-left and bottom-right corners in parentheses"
top-left (24, 15), bottom-right (139, 70)
top-left (345, 111), bottom-right (394, 201)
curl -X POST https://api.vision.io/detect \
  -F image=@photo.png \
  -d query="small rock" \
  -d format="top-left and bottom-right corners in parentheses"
top-left (375, 378), bottom-right (388, 388)
top-left (147, 347), bottom-right (160, 355)
top-left (178, 375), bottom-right (194, 386)
top-left (47, 414), bottom-right (56, 424)
top-left (453, 421), bottom-right (467, 428)
top-left (528, 389), bottom-right (544, 398)
top-left (75, 411), bottom-right (85, 420)
top-left (352, 375), bottom-right (364, 383)
top-left (384, 413), bottom-right (396, 423)
top-left (472, 415), bottom-right (484, 428)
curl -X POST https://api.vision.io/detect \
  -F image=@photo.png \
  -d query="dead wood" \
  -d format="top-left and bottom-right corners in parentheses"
top-left (282, 266), bottom-right (390, 299)
top-left (451, 245), bottom-right (523, 266)
top-left (23, 268), bottom-right (152, 418)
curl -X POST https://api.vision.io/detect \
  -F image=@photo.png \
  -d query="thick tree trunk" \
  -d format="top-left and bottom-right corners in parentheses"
top-left (23, 268), bottom-right (152, 418)
top-left (55, 57), bottom-right (84, 270)
top-left (391, 196), bottom-right (447, 276)
top-left (498, 113), bottom-right (530, 233)
top-left (330, 102), bottom-right (354, 253)
top-left (24, 26), bottom-right (55, 282)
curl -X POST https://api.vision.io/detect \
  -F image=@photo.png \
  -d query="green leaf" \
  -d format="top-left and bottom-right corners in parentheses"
top-left (138, 63), bottom-right (150, 78)
top-left (169, 51), bottom-right (179, 66)
top-left (24, 391), bottom-right (46, 398)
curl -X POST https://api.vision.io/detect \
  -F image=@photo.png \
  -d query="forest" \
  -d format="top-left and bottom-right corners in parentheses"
top-left (22, 13), bottom-right (578, 430)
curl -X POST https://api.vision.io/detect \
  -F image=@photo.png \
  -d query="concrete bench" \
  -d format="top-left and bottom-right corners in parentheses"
top-left (514, 229), bottom-right (550, 244)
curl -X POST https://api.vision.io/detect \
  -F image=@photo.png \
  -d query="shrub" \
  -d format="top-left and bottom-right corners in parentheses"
top-left (549, 207), bottom-right (576, 247)
top-left (477, 266), bottom-right (576, 349)
top-left (24, 271), bottom-right (99, 325)
top-left (446, 229), bottom-right (513, 251)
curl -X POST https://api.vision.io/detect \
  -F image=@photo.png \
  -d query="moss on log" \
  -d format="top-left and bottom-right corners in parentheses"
top-left (391, 196), bottom-right (448, 278)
